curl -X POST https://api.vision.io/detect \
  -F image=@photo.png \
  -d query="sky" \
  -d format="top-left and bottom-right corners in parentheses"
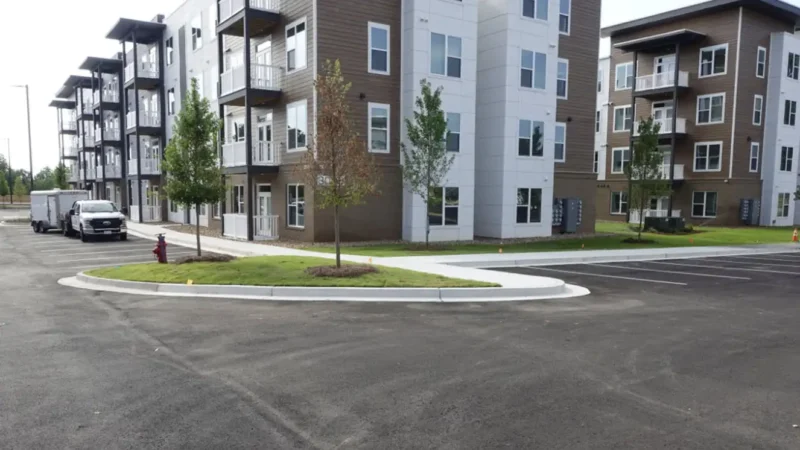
top-left (1, 0), bottom-right (798, 174)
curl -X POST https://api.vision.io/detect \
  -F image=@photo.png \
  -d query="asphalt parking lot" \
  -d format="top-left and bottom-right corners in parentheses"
top-left (3, 220), bottom-right (800, 449)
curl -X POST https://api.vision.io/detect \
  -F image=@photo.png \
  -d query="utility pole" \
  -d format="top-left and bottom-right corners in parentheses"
top-left (4, 138), bottom-right (10, 204)
top-left (11, 84), bottom-right (34, 192)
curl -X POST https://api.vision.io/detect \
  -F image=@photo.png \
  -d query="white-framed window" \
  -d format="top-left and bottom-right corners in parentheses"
top-left (428, 187), bottom-right (459, 226)
top-left (165, 37), bottom-right (174, 66)
top-left (699, 43), bottom-right (727, 77)
top-left (521, 49), bottom-right (547, 89)
top-left (287, 100), bottom-right (308, 151)
top-left (368, 103), bottom-right (389, 153)
top-left (611, 147), bottom-right (630, 174)
top-left (557, 59), bottom-right (568, 99)
top-left (788, 52), bottom-right (800, 80)
top-left (208, 4), bottom-right (217, 39)
top-left (446, 113), bottom-right (461, 153)
top-left (232, 185), bottom-right (244, 214)
top-left (169, 200), bottom-right (179, 213)
top-left (777, 193), bottom-right (791, 217)
top-left (518, 119), bottom-right (544, 157)
top-left (753, 95), bottom-right (763, 125)
top-left (286, 19), bottom-right (307, 73)
top-left (780, 146), bottom-right (794, 171)
top-left (694, 141), bottom-right (723, 172)
top-left (692, 191), bottom-right (718, 218)
top-left (595, 110), bottom-right (601, 133)
top-left (610, 191), bottom-right (628, 215)
top-left (756, 46), bottom-right (767, 78)
top-left (597, 68), bottom-right (603, 93)
top-left (615, 62), bottom-right (634, 90)
top-left (784, 99), bottom-right (797, 126)
top-left (191, 15), bottom-right (203, 50)
top-left (749, 142), bottom-right (760, 173)
top-left (522, 0), bottom-right (548, 20)
top-left (613, 105), bottom-right (633, 132)
top-left (697, 93), bottom-right (725, 125)
top-left (555, 122), bottom-right (566, 162)
top-left (516, 188), bottom-right (543, 224)
top-left (559, 0), bottom-right (571, 34)
top-left (593, 151), bottom-right (599, 173)
top-left (368, 22), bottom-right (390, 75)
top-left (287, 184), bottom-right (305, 228)
top-left (431, 33), bottom-right (462, 78)
top-left (212, 202), bottom-right (221, 219)
top-left (168, 89), bottom-right (175, 115)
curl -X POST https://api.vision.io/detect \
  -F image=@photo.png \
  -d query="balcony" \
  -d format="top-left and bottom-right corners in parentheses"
top-left (83, 134), bottom-right (95, 148)
top-left (64, 139), bottom-right (79, 157)
top-left (124, 62), bottom-right (160, 89)
top-left (126, 111), bottom-right (161, 131)
top-left (219, 64), bottom-right (283, 106)
top-left (223, 214), bottom-right (279, 240)
top-left (104, 164), bottom-right (123, 179)
top-left (634, 71), bottom-right (690, 99)
top-left (128, 158), bottom-right (161, 176)
top-left (60, 119), bottom-right (77, 133)
top-left (95, 127), bottom-right (121, 143)
top-left (93, 90), bottom-right (120, 105)
top-left (68, 169), bottom-right (79, 183)
top-left (131, 205), bottom-right (162, 223)
top-left (634, 118), bottom-right (687, 137)
top-left (629, 209), bottom-right (682, 225)
top-left (80, 166), bottom-right (96, 181)
top-left (218, 0), bottom-right (281, 36)
top-left (222, 140), bottom-right (278, 168)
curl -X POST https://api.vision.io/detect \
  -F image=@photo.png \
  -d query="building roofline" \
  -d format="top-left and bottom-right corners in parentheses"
top-left (601, 0), bottom-right (800, 38)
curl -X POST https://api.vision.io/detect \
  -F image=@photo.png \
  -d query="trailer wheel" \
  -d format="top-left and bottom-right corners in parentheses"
top-left (62, 221), bottom-right (72, 237)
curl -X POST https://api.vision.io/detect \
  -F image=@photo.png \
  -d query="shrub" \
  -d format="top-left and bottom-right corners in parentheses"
top-left (174, 254), bottom-right (236, 264)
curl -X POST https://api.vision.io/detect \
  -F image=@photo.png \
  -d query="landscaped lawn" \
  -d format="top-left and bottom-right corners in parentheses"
top-left (86, 256), bottom-right (496, 288)
top-left (304, 221), bottom-right (798, 258)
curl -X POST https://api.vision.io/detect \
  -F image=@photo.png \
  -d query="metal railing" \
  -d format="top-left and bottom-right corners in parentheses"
top-left (104, 164), bottom-right (122, 178)
top-left (253, 141), bottom-right (278, 165)
top-left (131, 205), bottom-right (162, 223)
top-left (127, 110), bottom-right (161, 128)
top-left (94, 90), bottom-right (120, 104)
top-left (630, 209), bottom-right (682, 225)
top-left (124, 62), bottom-right (159, 82)
top-left (635, 71), bottom-right (689, 92)
top-left (218, 0), bottom-right (280, 23)
top-left (95, 127), bottom-right (121, 142)
top-left (253, 215), bottom-right (279, 240)
top-left (68, 169), bottom-right (79, 182)
top-left (219, 64), bottom-right (282, 97)
top-left (61, 120), bottom-right (77, 131)
top-left (222, 141), bottom-right (247, 167)
top-left (83, 134), bottom-right (94, 148)
top-left (634, 118), bottom-right (686, 135)
top-left (632, 164), bottom-right (684, 181)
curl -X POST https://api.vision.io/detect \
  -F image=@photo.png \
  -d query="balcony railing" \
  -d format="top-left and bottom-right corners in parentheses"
top-left (253, 141), bottom-right (278, 165)
top-left (635, 71), bottom-right (689, 92)
top-left (131, 205), bottom-right (162, 223)
top-left (68, 170), bottom-right (79, 183)
top-left (60, 120), bottom-right (77, 132)
top-left (219, 64), bottom-right (282, 97)
top-left (64, 145), bottom-right (79, 158)
top-left (80, 166), bottom-right (96, 180)
top-left (223, 214), bottom-right (279, 240)
top-left (222, 141), bottom-right (247, 167)
top-left (630, 209), bottom-right (682, 225)
top-left (126, 111), bottom-right (161, 129)
top-left (124, 62), bottom-right (159, 83)
top-left (82, 102), bottom-right (93, 115)
top-left (95, 127), bottom-right (121, 142)
top-left (104, 164), bottom-right (122, 178)
top-left (128, 158), bottom-right (161, 176)
top-left (632, 164), bottom-right (685, 181)
top-left (93, 90), bottom-right (120, 104)
top-left (634, 118), bottom-right (686, 136)
top-left (219, 0), bottom-right (280, 24)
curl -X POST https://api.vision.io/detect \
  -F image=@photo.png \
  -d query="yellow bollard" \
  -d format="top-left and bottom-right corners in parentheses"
top-left (187, 279), bottom-right (194, 286)
top-left (499, 248), bottom-right (503, 254)
top-left (368, 257), bottom-right (373, 264)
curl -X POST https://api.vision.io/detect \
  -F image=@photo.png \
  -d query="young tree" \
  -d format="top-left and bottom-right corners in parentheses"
top-left (401, 80), bottom-right (455, 248)
top-left (303, 60), bottom-right (379, 268)
top-left (53, 164), bottom-right (69, 190)
top-left (163, 78), bottom-right (225, 256)
top-left (13, 175), bottom-right (28, 200)
top-left (626, 117), bottom-right (672, 241)
top-left (0, 171), bottom-right (8, 204)
top-left (33, 167), bottom-right (56, 191)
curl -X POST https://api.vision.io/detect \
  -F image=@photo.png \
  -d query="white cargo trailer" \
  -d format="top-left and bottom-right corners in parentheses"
top-left (30, 189), bottom-right (91, 233)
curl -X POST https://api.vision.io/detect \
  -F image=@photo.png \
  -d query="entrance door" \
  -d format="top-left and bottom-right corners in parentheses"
top-left (256, 114), bottom-right (273, 163)
top-left (649, 197), bottom-right (670, 216)
top-left (652, 101), bottom-right (673, 132)
top-left (255, 185), bottom-right (272, 237)
top-left (654, 54), bottom-right (676, 87)
top-left (254, 40), bottom-right (272, 88)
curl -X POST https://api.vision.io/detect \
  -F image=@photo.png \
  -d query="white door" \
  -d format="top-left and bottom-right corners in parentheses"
top-left (255, 40), bottom-right (272, 88)
top-left (654, 54), bottom-right (676, 87)
top-left (652, 102), bottom-right (673, 132)
top-left (256, 115), bottom-right (273, 163)
top-left (255, 185), bottom-right (272, 237)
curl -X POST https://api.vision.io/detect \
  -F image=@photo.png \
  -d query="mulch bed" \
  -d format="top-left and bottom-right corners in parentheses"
top-left (622, 238), bottom-right (657, 245)
top-left (305, 265), bottom-right (378, 278)
top-left (174, 254), bottom-right (236, 264)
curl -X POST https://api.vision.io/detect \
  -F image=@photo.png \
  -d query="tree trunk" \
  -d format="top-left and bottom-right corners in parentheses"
top-left (638, 199), bottom-right (644, 242)
top-left (425, 170), bottom-right (431, 249)
top-left (334, 204), bottom-right (341, 268)
top-left (195, 204), bottom-right (202, 257)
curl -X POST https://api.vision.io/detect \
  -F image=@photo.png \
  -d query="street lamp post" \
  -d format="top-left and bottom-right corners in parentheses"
top-left (4, 138), bottom-right (10, 204)
top-left (11, 85), bottom-right (34, 192)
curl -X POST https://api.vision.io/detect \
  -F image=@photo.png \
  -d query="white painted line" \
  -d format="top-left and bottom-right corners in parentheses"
top-left (46, 248), bottom-right (197, 259)
top-left (648, 261), bottom-right (800, 276)
top-left (65, 261), bottom-right (160, 271)
top-left (526, 266), bottom-right (688, 286)
top-left (38, 245), bottom-right (156, 254)
top-left (719, 254), bottom-right (800, 264)
top-left (50, 253), bottom-right (194, 264)
top-left (701, 258), bottom-right (800, 268)
top-left (594, 263), bottom-right (751, 280)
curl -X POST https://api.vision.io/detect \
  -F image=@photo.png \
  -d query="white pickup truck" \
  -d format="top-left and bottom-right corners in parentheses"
top-left (64, 200), bottom-right (128, 242)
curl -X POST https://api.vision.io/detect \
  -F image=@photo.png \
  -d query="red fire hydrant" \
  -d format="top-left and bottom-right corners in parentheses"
top-left (153, 233), bottom-right (168, 263)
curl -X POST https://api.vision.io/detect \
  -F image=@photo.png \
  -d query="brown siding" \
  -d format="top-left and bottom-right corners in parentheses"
top-left (556, 0), bottom-right (602, 233)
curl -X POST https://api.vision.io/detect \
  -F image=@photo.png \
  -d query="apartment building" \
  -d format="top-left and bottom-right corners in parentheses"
top-left (599, 0), bottom-right (800, 226)
top-left (49, 0), bottom-right (600, 242)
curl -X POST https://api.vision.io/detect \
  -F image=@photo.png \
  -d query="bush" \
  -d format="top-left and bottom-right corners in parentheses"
top-left (306, 265), bottom-right (378, 278)
top-left (174, 254), bottom-right (236, 264)
top-left (683, 224), bottom-right (694, 233)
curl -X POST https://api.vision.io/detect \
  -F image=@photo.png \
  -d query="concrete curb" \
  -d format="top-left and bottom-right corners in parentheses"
top-left (67, 272), bottom-right (590, 303)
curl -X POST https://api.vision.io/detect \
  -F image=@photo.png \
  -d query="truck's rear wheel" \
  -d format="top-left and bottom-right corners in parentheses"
top-left (33, 222), bottom-right (40, 233)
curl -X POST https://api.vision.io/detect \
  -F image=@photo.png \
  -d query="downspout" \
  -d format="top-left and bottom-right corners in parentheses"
top-left (728, 7), bottom-right (743, 180)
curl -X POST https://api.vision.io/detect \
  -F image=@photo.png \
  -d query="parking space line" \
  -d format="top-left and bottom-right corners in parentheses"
top-left (50, 252), bottom-right (196, 264)
top-left (648, 261), bottom-right (800, 276)
top-left (524, 266), bottom-right (688, 286)
top-left (593, 263), bottom-right (751, 280)
top-left (42, 247), bottom-right (194, 257)
top-left (38, 245), bottom-right (154, 254)
top-left (703, 258), bottom-right (800, 268)
top-left (718, 254), bottom-right (800, 264)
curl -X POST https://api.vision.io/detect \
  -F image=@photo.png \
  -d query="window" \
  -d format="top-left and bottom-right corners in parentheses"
top-left (784, 100), bottom-right (797, 126)
top-left (517, 188), bottom-right (542, 224)
top-left (593, 151), bottom-right (599, 173)
top-left (168, 89), bottom-right (175, 115)
top-left (692, 192), bottom-right (718, 217)
top-left (699, 44), bottom-right (727, 77)
top-left (749, 142), bottom-right (760, 173)
top-left (780, 146), bottom-right (794, 171)
top-left (559, 0), bottom-right (571, 33)
top-left (212, 202), bottom-right (220, 219)
top-left (191, 15), bottom-right (202, 50)
top-left (431, 33), bottom-right (462, 78)
top-left (756, 46), bottom-right (767, 78)
top-left (368, 23), bottom-right (390, 75)
top-left (611, 148), bottom-right (630, 174)
top-left (694, 142), bottom-right (722, 172)
top-left (368, 103), bottom-right (389, 153)
top-left (788, 52), bottom-right (800, 80)
top-left (554, 123), bottom-right (566, 162)
top-left (446, 113), bottom-right (461, 152)
top-left (778, 193), bottom-right (791, 217)
top-left (232, 185), bottom-right (244, 214)
top-left (287, 184), bottom-right (305, 227)
top-left (208, 4), bottom-right (217, 38)
top-left (522, 0), bottom-right (548, 20)
top-left (597, 68), bottom-right (603, 93)
top-left (613, 105), bottom-right (633, 132)
top-left (753, 95), bottom-right (763, 126)
top-left (287, 100), bottom-right (308, 151)
top-left (518, 120), bottom-right (544, 157)
top-left (286, 20), bottom-right (307, 72)
top-left (165, 37), bottom-right (174, 66)
top-left (169, 200), bottom-right (178, 213)
top-left (611, 192), bottom-right (628, 215)
top-left (595, 110), bottom-right (601, 133)
top-left (428, 187), bottom-right (459, 226)
top-left (557, 59), bottom-right (568, 99)
top-left (615, 62), bottom-right (634, 90)
top-left (521, 49), bottom-right (547, 89)
top-left (697, 93), bottom-right (725, 124)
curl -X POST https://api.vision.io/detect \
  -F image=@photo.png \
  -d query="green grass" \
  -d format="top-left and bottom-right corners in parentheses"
top-left (304, 221), bottom-right (798, 258)
top-left (86, 255), bottom-right (495, 288)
